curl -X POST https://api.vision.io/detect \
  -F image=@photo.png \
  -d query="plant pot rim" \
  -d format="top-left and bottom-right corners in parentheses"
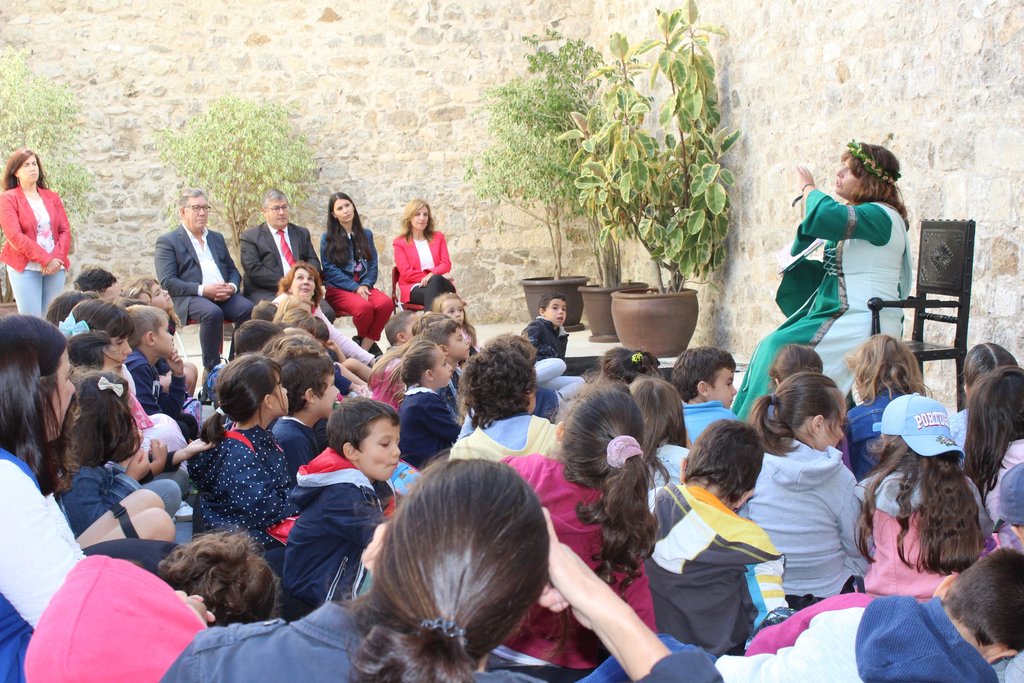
top-left (611, 288), bottom-right (698, 299)
top-left (519, 275), bottom-right (590, 285)
top-left (578, 282), bottom-right (649, 293)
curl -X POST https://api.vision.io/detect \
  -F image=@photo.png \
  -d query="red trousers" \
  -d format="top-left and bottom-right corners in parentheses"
top-left (324, 286), bottom-right (394, 342)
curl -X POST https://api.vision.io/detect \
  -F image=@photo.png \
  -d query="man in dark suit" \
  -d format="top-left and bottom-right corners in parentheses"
top-left (155, 188), bottom-right (254, 374)
top-left (239, 188), bottom-right (322, 302)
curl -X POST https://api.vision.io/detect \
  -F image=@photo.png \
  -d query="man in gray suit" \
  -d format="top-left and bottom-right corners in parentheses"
top-left (155, 189), bottom-right (254, 374)
top-left (239, 188), bottom-right (322, 302)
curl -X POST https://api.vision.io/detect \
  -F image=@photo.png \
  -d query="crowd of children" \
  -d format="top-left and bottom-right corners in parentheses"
top-left (2, 269), bottom-right (1024, 683)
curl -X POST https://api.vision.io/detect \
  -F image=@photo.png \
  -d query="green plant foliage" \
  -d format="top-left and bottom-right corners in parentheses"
top-left (465, 31), bottom-right (616, 282)
top-left (158, 95), bottom-right (317, 254)
top-left (0, 48), bottom-right (95, 301)
top-left (564, 5), bottom-right (740, 292)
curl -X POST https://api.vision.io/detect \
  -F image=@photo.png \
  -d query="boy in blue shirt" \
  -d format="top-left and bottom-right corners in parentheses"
top-left (671, 346), bottom-right (738, 442)
top-left (284, 398), bottom-right (397, 610)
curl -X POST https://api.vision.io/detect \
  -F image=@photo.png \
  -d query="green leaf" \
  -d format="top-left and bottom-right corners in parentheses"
top-left (701, 163), bottom-right (719, 184)
top-left (680, 90), bottom-right (703, 119)
top-left (687, 0), bottom-right (699, 25)
top-left (720, 129), bottom-right (741, 154)
top-left (609, 33), bottom-right (629, 61)
top-left (556, 129), bottom-right (585, 142)
top-left (706, 182), bottom-right (727, 214)
top-left (584, 161), bottom-right (608, 179)
top-left (687, 211), bottom-right (705, 235)
top-left (720, 168), bottom-right (735, 185)
top-left (658, 97), bottom-right (676, 130)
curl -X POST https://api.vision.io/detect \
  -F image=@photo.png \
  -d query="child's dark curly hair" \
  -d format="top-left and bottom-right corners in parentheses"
top-left (158, 531), bottom-right (279, 625)
top-left (460, 334), bottom-right (537, 429)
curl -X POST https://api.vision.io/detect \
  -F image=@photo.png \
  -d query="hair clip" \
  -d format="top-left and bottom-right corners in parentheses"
top-left (630, 351), bottom-right (643, 367)
top-left (58, 313), bottom-right (89, 337)
top-left (420, 618), bottom-right (466, 641)
top-left (97, 376), bottom-right (124, 397)
top-left (606, 435), bottom-right (643, 468)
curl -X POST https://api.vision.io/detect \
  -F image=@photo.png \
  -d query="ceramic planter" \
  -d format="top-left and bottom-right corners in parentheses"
top-left (610, 288), bottom-right (699, 358)
top-left (578, 282), bottom-right (649, 343)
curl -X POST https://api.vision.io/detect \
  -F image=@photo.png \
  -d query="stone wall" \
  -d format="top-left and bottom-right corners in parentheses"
top-left (1, 0), bottom-right (598, 323)
top-left (4, 0), bottom-right (1023, 402)
top-left (592, 0), bottom-right (1024, 403)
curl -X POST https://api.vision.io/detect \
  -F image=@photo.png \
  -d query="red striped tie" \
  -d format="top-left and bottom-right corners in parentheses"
top-left (277, 230), bottom-right (295, 267)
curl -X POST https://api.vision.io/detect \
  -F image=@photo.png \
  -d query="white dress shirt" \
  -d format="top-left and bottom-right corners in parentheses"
top-left (187, 228), bottom-right (234, 295)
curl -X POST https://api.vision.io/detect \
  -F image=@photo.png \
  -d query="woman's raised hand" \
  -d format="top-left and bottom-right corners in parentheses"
top-left (795, 165), bottom-right (816, 192)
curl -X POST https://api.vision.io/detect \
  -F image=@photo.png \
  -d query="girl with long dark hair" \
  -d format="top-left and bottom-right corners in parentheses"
top-left (320, 192), bottom-right (395, 352)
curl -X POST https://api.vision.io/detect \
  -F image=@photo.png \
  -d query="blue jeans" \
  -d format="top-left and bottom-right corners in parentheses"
top-left (7, 265), bottom-right (66, 317)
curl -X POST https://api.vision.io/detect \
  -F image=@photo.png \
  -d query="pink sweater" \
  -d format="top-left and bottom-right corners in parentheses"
top-left (502, 454), bottom-right (655, 669)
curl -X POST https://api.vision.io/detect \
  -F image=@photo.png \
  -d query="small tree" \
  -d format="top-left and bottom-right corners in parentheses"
top-left (158, 96), bottom-right (317, 255)
top-left (466, 31), bottom-right (605, 281)
top-left (0, 48), bottom-right (94, 301)
top-left (565, 4), bottom-right (740, 293)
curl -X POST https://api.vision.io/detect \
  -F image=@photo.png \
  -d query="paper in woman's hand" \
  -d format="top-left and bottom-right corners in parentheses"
top-left (777, 238), bottom-right (825, 274)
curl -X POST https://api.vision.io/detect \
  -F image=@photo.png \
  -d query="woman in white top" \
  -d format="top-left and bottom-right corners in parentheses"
top-left (0, 149), bottom-right (72, 317)
top-left (392, 198), bottom-right (457, 311)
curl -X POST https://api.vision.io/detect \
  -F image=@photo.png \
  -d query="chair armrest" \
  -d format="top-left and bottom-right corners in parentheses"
top-left (868, 297), bottom-right (962, 334)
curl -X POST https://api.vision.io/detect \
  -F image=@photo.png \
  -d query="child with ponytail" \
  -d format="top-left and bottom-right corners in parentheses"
top-left (743, 371), bottom-right (865, 607)
top-left (189, 355), bottom-right (298, 548)
top-left (496, 385), bottom-right (657, 675)
top-left (856, 394), bottom-right (987, 600)
top-left (845, 334), bottom-right (927, 480)
top-left (964, 365), bottom-right (1024, 550)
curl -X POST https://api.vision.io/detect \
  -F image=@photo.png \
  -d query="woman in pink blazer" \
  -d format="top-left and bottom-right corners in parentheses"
top-left (391, 198), bottom-right (457, 310)
top-left (0, 148), bottom-right (72, 317)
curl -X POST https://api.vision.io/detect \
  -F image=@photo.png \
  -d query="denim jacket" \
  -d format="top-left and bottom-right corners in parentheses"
top-left (321, 229), bottom-right (379, 291)
top-left (846, 391), bottom-right (901, 481)
top-left (59, 463), bottom-right (140, 537)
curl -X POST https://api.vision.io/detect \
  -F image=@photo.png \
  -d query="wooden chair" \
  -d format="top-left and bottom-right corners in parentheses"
top-left (868, 219), bottom-right (976, 409)
top-left (390, 266), bottom-right (423, 312)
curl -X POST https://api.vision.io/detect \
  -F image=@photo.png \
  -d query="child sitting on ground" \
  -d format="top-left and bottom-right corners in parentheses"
top-left (124, 305), bottom-right (199, 440)
top-left (856, 394), bottom-right (987, 600)
top-left (964, 365), bottom-right (1024, 551)
top-left (597, 347), bottom-right (660, 386)
top-left (58, 372), bottom-right (177, 546)
top-left (450, 334), bottom-right (559, 462)
top-left (432, 292), bottom-right (478, 354)
top-left (845, 335), bottom-right (927, 480)
top-left (419, 317), bottom-right (471, 420)
top-left (268, 343), bottom-right (339, 485)
top-left (397, 339), bottom-right (459, 469)
top-left (630, 376), bottom-right (690, 496)
top-left (523, 291), bottom-right (585, 399)
top-left (384, 309), bottom-right (418, 348)
top-left (231, 319), bottom-right (284, 356)
top-left (284, 398), bottom-right (398, 610)
top-left (949, 342), bottom-right (1018, 447)
top-left (74, 267), bottom-right (121, 303)
top-left (189, 354), bottom-right (298, 548)
top-left (124, 277), bottom-right (200, 395)
top-left (768, 344), bottom-right (822, 388)
top-left (495, 386), bottom-right (657, 676)
top-left (743, 371), bottom-right (865, 608)
top-left (671, 346), bottom-right (738, 441)
top-left (647, 420), bottom-right (784, 656)
top-left (158, 531), bottom-right (278, 626)
top-left (278, 305), bottom-right (367, 388)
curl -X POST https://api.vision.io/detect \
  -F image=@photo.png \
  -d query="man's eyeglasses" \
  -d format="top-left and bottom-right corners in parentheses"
top-left (267, 205), bottom-right (289, 213)
top-left (188, 205), bottom-right (211, 213)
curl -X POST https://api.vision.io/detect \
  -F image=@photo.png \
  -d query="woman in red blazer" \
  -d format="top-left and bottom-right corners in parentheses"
top-left (391, 198), bottom-right (457, 310)
top-left (0, 148), bottom-right (72, 317)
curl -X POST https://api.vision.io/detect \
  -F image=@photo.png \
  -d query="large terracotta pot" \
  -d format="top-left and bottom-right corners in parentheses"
top-left (578, 282), bottom-right (649, 343)
top-left (519, 276), bottom-right (589, 332)
top-left (610, 288), bottom-right (699, 358)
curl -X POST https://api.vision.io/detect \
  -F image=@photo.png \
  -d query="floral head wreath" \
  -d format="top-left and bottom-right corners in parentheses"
top-left (846, 140), bottom-right (900, 184)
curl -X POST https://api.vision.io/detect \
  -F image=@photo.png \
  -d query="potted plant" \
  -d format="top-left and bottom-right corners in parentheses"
top-left (466, 31), bottom-right (607, 331)
top-left (563, 4), bottom-right (740, 356)
top-left (158, 95), bottom-right (318, 260)
top-left (0, 48), bottom-right (94, 310)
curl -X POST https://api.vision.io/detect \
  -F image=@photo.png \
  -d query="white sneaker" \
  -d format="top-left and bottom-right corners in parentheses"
top-left (175, 501), bottom-right (193, 522)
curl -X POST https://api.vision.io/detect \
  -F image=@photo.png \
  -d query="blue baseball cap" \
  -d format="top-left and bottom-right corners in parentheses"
top-left (873, 394), bottom-right (962, 457)
top-left (999, 464), bottom-right (1024, 526)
